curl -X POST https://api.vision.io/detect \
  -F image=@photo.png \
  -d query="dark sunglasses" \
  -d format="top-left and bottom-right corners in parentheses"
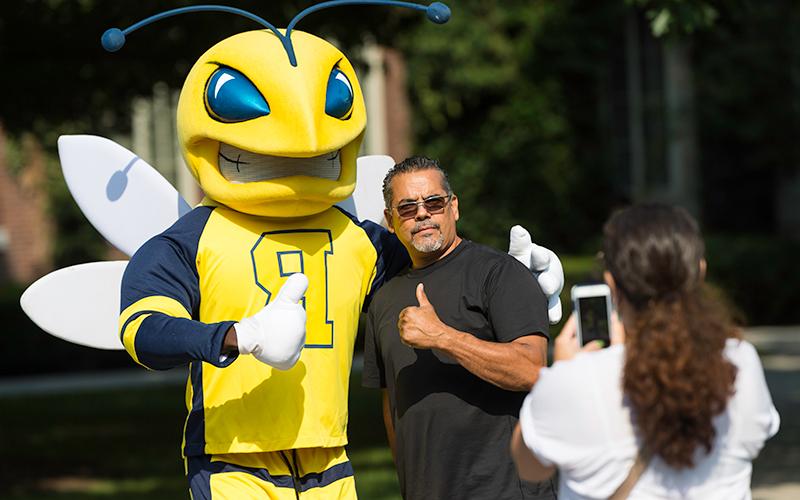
top-left (393, 194), bottom-right (452, 219)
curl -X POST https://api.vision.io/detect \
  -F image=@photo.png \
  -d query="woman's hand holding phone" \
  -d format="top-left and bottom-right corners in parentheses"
top-left (553, 312), bottom-right (625, 362)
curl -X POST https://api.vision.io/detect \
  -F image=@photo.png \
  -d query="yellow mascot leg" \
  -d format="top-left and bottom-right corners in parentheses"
top-left (188, 447), bottom-right (358, 499)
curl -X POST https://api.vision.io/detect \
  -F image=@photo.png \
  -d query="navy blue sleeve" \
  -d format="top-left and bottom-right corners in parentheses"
top-left (333, 207), bottom-right (410, 311)
top-left (120, 206), bottom-right (237, 370)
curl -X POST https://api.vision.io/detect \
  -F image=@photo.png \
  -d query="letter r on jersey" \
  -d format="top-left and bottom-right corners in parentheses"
top-left (251, 230), bottom-right (335, 348)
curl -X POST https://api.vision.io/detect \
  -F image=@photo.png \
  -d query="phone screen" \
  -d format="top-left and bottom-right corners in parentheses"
top-left (578, 296), bottom-right (611, 346)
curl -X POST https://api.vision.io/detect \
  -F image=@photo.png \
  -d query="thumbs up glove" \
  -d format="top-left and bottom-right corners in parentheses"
top-left (508, 225), bottom-right (564, 324)
top-left (234, 273), bottom-right (309, 370)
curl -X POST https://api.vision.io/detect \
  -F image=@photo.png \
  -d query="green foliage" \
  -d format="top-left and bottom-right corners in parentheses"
top-left (628, 0), bottom-right (719, 36)
top-left (2, 135), bottom-right (25, 177)
top-left (692, 0), bottom-right (800, 232)
top-left (553, 234), bottom-right (800, 330)
top-left (398, 0), bottom-right (626, 252)
top-left (0, 0), bottom-right (410, 138)
top-left (705, 235), bottom-right (800, 325)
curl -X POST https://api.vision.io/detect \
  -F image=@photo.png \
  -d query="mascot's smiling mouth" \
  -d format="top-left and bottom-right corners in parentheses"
top-left (218, 143), bottom-right (341, 183)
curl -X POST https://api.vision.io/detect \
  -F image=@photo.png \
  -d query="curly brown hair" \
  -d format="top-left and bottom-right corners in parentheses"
top-left (602, 204), bottom-right (740, 469)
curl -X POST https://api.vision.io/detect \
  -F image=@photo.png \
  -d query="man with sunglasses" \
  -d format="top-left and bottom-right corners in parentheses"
top-left (363, 156), bottom-right (555, 499)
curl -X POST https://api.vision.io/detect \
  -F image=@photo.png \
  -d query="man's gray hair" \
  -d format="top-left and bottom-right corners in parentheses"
top-left (382, 156), bottom-right (452, 209)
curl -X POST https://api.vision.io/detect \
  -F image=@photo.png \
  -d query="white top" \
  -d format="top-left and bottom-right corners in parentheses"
top-left (519, 339), bottom-right (780, 500)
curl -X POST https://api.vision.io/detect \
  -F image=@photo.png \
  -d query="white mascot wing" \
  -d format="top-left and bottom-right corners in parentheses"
top-left (58, 135), bottom-right (192, 257)
top-left (20, 261), bottom-right (127, 350)
top-left (336, 154), bottom-right (394, 226)
top-left (22, 138), bottom-right (393, 351)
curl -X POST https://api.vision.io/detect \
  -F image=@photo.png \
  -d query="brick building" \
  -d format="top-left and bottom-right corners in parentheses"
top-left (0, 125), bottom-right (53, 285)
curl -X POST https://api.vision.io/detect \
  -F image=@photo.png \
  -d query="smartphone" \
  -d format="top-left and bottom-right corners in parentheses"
top-left (571, 283), bottom-right (612, 347)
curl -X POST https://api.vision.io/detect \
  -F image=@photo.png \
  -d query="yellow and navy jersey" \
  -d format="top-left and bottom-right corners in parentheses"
top-left (119, 204), bottom-right (408, 456)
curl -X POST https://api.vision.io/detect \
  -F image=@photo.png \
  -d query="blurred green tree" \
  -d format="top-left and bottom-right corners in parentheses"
top-left (628, 0), bottom-right (718, 37)
top-left (398, 0), bottom-right (628, 251)
top-left (692, 0), bottom-right (800, 233)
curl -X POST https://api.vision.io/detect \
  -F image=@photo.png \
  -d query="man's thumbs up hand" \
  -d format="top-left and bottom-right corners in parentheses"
top-left (398, 283), bottom-right (448, 349)
top-left (416, 282), bottom-right (432, 307)
top-left (234, 273), bottom-right (308, 370)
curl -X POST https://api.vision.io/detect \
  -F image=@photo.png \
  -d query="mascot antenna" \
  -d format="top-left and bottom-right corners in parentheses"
top-left (101, 1), bottom-right (451, 66)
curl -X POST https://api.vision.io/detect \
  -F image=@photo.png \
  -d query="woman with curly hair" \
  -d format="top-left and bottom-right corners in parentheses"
top-left (511, 204), bottom-right (779, 499)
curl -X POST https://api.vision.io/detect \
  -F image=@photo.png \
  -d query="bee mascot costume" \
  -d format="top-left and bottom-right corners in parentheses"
top-left (23, 2), bottom-right (565, 498)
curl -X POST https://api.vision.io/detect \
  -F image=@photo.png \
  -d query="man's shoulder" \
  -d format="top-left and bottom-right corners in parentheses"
top-left (459, 240), bottom-right (532, 277)
top-left (461, 239), bottom-right (513, 261)
top-left (459, 241), bottom-right (548, 319)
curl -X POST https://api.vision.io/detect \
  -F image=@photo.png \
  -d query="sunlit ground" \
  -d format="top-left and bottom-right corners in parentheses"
top-left (0, 371), bottom-right (401, 500)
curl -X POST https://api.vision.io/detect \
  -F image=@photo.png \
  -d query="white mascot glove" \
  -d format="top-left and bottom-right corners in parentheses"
top-left (234, 273), bottom-right (309, 370)
top-left (508, 225), bottom-right (564, 324)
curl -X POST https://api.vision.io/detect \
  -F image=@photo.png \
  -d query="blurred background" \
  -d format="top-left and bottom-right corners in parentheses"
top-left (0, 0), bottom-right (798, 499)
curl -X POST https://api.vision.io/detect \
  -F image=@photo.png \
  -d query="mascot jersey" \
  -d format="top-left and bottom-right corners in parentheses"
top-left (119, 203), bottom-right (408, 456)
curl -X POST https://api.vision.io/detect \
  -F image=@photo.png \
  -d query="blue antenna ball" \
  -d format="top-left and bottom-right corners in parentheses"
top-left (101, 28), bottom-right (126, 52)
top-left (426, 2), bottom-right (450, 24)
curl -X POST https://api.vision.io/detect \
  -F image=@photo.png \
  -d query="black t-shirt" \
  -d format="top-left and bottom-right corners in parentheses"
top-left (363, 239), bottom-right (552, 500)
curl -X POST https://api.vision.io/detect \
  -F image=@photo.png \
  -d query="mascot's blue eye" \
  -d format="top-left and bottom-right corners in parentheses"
top-left (206, 68), bottom-right (270, 122)
top-left (325, 68), bottom-right (354, 119)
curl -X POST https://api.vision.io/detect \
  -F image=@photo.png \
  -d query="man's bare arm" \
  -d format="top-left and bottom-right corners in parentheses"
top-left (397, 284), bottom-right (547, 391)
top-left (435, 332), bottom-right (545, 391)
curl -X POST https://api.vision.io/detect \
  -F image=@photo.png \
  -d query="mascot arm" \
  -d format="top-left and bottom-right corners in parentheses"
top-left (508, 225), bottom-right (565, 324)
top-left (121, 311), bottom-right (235, 370)
top-left (356, 219), bottom-right (411, 311)
top-left (234, 273), bottom-right (308, 371)
top-left (119, 226), bottom-right (236, 371)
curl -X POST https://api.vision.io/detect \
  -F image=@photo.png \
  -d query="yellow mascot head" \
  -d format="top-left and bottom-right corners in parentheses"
top-left (101, 2), bottom-right (451, 218)
top-left (177, 29), bottom-right (366, 217)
